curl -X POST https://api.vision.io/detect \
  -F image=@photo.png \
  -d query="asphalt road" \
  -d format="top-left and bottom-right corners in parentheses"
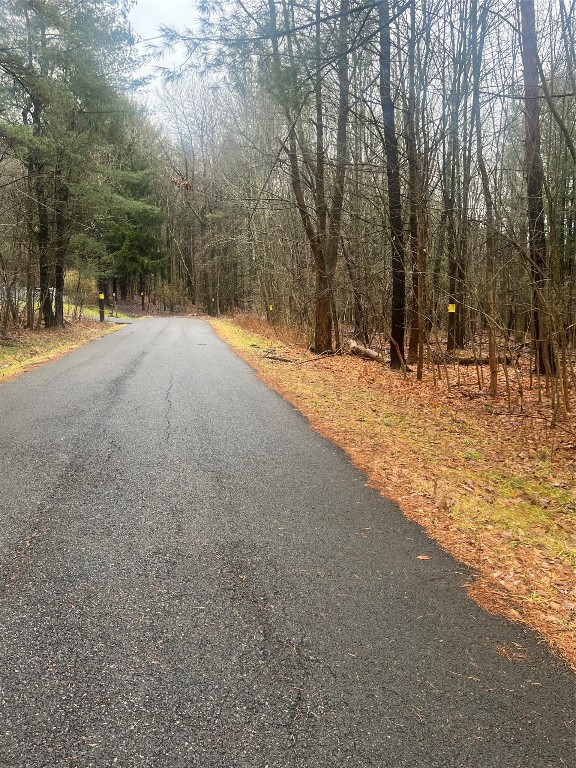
top-left (0, 318), bottom-right (573, 768)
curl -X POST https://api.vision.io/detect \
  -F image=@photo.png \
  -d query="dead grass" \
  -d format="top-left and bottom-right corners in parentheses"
top-left (0, 320), bottom-right (119, 383)
top-left (211, 314), bottom-right (576, 671)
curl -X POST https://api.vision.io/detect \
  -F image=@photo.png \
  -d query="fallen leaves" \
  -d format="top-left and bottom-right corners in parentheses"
top-left (494, 643), bottom-right (529, 662)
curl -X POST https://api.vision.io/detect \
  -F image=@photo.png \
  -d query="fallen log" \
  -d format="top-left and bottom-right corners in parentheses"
top-left (264, 353), bottom-right (298, 363)
top-left (430, 351), bottom-right (516, 366)
top-left (348, 339), bottom-right (383, 362)
top-left (456, 355), bottom-right (513, 366)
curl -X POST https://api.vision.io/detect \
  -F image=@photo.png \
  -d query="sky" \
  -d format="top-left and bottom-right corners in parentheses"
top-left (128, 0), bottom-right (198, 83)
top-left (129, 0), bottom-right (197, 43)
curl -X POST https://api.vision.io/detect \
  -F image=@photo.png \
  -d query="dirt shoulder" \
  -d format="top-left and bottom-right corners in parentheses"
top-left (210, 316), bottom-right (576, 671)
top-left (0, 320), bottom-right (120, 384)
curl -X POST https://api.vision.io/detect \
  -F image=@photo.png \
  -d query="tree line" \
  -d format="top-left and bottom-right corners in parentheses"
top-left (1, 0), bottom-right (574, 410)
top-left (0, 0), bottom-right (165, 330)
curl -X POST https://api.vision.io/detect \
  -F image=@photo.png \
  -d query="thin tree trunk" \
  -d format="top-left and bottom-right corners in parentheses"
top-left (34, 156), bottom-right (54, 329)
top-left (324, 0), bottom-right (350, 353)
top-left (379, 0), bottom-right (405, 369)
top-left (54, 161), bottom-right (69, 327)
top-left (25, 179), bottom-right (35, 329)
top-left (444, 58), bottom-right (460, 352)
top-left (472, 0), bottom-right (497, 396)
top-left (25, 12), bottom-right (54, 328)
top-left (519, 0), bottom-right (552, 377)
top-left (405, 0), bottom-right (424, 374)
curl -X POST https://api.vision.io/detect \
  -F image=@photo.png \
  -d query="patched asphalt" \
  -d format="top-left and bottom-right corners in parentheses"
top-left (0, 317), bottom-right (573, 767)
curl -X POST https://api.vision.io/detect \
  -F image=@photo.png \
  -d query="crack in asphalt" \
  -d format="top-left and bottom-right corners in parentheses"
top-left (0, 458), bottom-right (86, 596)
top-left (164, 374), bottom-right (174, 443)
top-left (0, 500), bottom-right (47, 594)
top-left (218, 542), bottom-right (329, 763)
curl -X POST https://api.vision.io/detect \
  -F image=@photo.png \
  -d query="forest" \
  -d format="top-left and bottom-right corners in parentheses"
top-left (0, 0), bottom-right (574, 412)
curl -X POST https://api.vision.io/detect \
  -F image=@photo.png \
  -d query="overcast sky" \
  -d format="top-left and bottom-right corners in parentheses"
top-left (129, 0), bottom-right (197, 42)
top-left (128, 0), bottom-right (198, 89)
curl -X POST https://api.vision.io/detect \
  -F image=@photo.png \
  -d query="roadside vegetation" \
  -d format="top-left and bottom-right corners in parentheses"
top-left (211, 314), bottom-right (576, 671)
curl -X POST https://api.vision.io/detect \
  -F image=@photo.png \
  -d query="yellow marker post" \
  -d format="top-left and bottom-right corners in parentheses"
top-left (99, 292), bottom-right (105, 322)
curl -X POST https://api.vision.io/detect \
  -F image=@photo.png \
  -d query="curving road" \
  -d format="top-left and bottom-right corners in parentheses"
top-left (0, 318), bottom-right (573, 767)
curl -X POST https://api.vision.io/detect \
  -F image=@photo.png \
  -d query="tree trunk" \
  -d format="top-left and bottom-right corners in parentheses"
top-left (519, 0), bottom-right (552, 377)
top-left (471, 0), bottom-right (497, 396)
top-left (34, 161), bottom-right (54, 329)
top-left (324, 0), bottom-right (350, 352)
top-left (405, 0), bottom-right (425, 376)
top-left (54, 162), bottom-right (69, 327)
top-left (379, 0), bottom-right (406, 369)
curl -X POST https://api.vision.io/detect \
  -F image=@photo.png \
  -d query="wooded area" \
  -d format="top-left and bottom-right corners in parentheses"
top-left (1, 0), bottom-right (574, 414)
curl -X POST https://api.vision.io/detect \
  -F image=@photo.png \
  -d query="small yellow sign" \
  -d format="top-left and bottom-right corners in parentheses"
top-left (269, 305), bottom-right (273, 312)
top-left (448, 304), bottom-right (456, 313)
top-left (99, 293), bottom-right (104, 300)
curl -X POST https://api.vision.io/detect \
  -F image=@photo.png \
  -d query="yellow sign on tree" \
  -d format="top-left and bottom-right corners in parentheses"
top-left (448, 304), bottom-right (456, 313)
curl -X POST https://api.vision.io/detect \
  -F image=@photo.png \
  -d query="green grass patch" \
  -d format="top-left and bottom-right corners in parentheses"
top-left (63, 303), bottom-right (131, 320)
top-left (462, 449), bottom-right (484, 461)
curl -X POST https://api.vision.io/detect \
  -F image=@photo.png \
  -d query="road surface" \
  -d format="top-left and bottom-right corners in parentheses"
top-left (0, 318), bottom-right (573, 767)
